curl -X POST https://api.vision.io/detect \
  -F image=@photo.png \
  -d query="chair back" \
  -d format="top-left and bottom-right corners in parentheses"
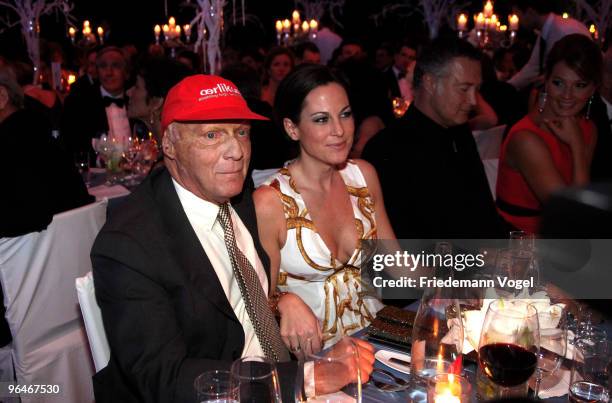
top-left (0, 199), bottom-right (107, 401)
top-left (76, 272), bottom-right (110, 372)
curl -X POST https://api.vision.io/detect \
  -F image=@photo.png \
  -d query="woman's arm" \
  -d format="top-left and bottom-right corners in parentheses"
top-left (469, 92), bottom-right (499, 131)
top-left (507, 125), bottom-right (589, 203)
top-left (253, 185), bottom-right (323, 358)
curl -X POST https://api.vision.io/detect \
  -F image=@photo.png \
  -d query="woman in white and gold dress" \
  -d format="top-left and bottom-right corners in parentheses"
top-left (254, 64), bottom-right (396, 358)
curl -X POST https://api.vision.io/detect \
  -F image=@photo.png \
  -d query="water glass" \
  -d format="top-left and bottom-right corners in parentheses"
top-left (230, 356), bottom-right (281, 403)
top-left (194, 370), bottom-right (238, 403)
top-left (569, 340), bottom-right (611, 402)
top-left (298, 337), bottom-right (362, 402)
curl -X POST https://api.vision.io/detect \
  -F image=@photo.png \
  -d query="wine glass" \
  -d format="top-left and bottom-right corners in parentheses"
top-left (296, 337), bottom-right (362, 402)
top-left (509, 231), bottom-right (537, 291)
top-left (230, 356), bottom-right (281, 403)
top-left (478, 300), bottom-right (540, 398)
top-left (531, 304), bottom-right (568, 398)
top-left (194, 370), bottom-right (238, 403)
top-left (569, 339), bottom-right (611, 403)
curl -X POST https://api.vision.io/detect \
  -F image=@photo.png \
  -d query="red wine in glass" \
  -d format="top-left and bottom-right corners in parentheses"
top-left (479, 343), bottom-right (538, 387)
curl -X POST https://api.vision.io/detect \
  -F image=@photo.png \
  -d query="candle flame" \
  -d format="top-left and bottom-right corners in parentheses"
top-left (309, 19), bottom-right (318, 30)
top-left (562, 12), bottom-right (569, 19)
top-left (275, 20), bottom-right (283, 33)
top-left (68, 74), bottom-right (76, 85)
top-left (589, 24), bottom-right (596, 34)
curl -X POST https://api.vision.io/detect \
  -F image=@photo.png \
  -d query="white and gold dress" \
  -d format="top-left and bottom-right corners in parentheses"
top-left (262, 161), bottom-right (384, 348)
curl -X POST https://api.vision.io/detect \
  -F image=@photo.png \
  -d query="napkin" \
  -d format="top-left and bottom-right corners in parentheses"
top-left (88, 184), bottom-right (130, 200)
top-left (536, 368), bottom-right (571, 399)
top-left (460, 288), bottom-right (566, 354)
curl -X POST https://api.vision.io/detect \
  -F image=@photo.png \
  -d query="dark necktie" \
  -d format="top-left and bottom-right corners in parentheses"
top-left (538, 36), bottom-right (547, 75)
top-left (102, 96), bottom-right (125, 108)
top-left (217, 203), bottom-right (290, 362)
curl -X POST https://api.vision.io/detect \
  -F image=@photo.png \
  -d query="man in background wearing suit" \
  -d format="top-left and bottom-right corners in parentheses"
top-left (91, 75), bottom-right (373, 403)
top-left (61, 46), bottom-right (130, 158)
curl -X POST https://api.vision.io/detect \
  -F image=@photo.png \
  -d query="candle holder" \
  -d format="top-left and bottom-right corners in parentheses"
top-left (427, 373), bottom-right (471, 403)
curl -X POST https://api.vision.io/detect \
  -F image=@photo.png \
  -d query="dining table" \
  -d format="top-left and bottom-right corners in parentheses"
top-left (355, 301), bottom-right (612, 403)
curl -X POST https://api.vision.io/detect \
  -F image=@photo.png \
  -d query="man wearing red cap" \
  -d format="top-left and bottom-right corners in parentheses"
top-left (91, 75), bottom-right (373, 402)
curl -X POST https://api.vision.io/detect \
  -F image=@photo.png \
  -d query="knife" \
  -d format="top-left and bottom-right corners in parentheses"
top-left (389, 357), bottom-right (411, 368)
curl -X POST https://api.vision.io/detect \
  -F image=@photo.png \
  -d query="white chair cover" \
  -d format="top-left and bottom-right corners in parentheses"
top-left (75, 272), bottom-right (110, 372)
top-left (473, 125), bottom-right (506, 199)
top-left (0, 199), bottom-right (107, 402)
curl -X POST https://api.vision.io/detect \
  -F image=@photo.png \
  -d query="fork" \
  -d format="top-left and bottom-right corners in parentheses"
top-left (371, 368), bottom-right (410, 392)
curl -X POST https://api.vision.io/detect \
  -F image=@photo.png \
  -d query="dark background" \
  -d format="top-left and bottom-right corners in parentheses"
top-left (0, 0), bottom-right (574, 65)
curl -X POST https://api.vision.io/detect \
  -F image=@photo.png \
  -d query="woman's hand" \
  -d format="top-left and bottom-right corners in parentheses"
top-left (277, 293), bottom-right (323, 360)
top-left (543, 116), bottom-right (584, 149)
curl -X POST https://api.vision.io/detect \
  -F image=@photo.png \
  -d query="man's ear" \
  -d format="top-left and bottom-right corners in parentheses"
top-left (283, 118), bottom-right (299, 141)
top-left (162, 125), bottom-right (177, 159)
top-left (0, 87), bottom-right (9, 110)
top-left (422, 73), bottom-right (436, 95)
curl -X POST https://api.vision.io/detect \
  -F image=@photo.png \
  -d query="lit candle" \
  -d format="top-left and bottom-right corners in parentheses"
top-left (68, 27), bottom-right (76, 43)
top-left (83, 20), bottom-right (90, 29)
top-left (509, 14), bottom-right (519, 31)
top-left (431, 374), bottom-right (463, 403)
top-left (476, 13), bottom-right (485, 30)
top-left (457, 14), bottom-right (467, 32)
top-left (589, 24), bottom-right (598, 39)
top-left (301, 21), bottom-right (309, 33)
top-left (275, 20), bottom-right (283, 34)
top-left (162, 24), bottom-right (170, 39)
top-left (562, 12), bottom-right (569, 19)
top-left (97, 26), bottom-right (104, 44)
top-left (483, 0), bottom-right (493, 18)
top-left (282, 19), bottom-right (291, 33)
top-left (183, 24), bottom-right (191, 41)
top-left (292, 10), bottom-right (300, 25)
top-left (490, 14), bottom-right (498, 30)
top-left (67, 74), bottom-right (76, 85)
top-left (499, 24), bottom-right (507, 32)
top-left (309, 19), bottom-right (318, 32)
top-left (168, 16), bottom-right (176, 28)
top-left (154, 24), bottom-right (161, 42)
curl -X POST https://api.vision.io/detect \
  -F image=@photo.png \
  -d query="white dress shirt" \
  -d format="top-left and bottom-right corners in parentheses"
top-left (508, 13), bottom-right (590, 90)
top-left (100, 86), bottom-right (130, 150)
top-left (172, 179), bottom-right (266, 357)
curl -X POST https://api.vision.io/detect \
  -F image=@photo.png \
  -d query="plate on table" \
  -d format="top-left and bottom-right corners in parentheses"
top-left (375, 350), bottom-right (411, 375)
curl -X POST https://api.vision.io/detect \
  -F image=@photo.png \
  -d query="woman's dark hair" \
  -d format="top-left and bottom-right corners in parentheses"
top-left (274, 63), bottom-right (348, 124)
top-left (138, 57), bottom-right (191, 100)
top-left (545, 34), bottom-right (603, 87)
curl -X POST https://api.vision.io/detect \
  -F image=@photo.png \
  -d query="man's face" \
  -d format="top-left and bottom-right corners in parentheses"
top-left (301, 50), bottom-right (321, 65)
top-left (97, 50), bottom-right (127, 96)
top-left (395, 46), bottom-right (417, 71)
top-left (426, 57), bottom-right (481, 127)
top-left (375, 49), bottom-right (393, 70)
top-left (163, 121), bottom-right (251, 204)
top-left (340, 44), bottom-right (364, 62)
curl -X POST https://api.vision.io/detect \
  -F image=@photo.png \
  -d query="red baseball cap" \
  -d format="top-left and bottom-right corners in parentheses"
top-left (161, 74), bottom-right (268, 134)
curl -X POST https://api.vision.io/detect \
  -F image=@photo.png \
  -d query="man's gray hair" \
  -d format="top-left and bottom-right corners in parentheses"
top-left (0, 66), bottom-right (24, 109)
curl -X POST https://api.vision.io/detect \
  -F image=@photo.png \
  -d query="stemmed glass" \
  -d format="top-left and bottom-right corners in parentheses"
top-left (509, 231), bottom-right (538, 291)
top-left (230, 356), bottom-right (281, 403)
top-left (531, 304), bottom-right (568, 398)
top-left (478, 300), bottom-right (540, 398)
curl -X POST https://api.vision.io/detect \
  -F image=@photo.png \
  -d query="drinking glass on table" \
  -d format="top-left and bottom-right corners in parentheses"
top-left (296, 337), bottom-right (362, 402)
top-left (509, 231), bottom-right (538, 290)
top-left (569, 339), bottom-right (611, 403)
top-left (194, 370), bottom-right (238, 403)
top-left (531, 304), bottom-right (568, 398)
top-left (478, 300), bottom-right (540, 398)
top-left (230, 356), bottom-right (281, 403)
top-left (73, 151), bottom-right (91, 187)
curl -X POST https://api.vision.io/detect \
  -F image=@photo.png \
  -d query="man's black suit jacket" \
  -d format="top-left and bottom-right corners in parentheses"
top-left (91, 168), bottom-right (297, 403)
top-left (382, 67), bottom-right (401, 99)
top-left (61, 84), bottom-right (110, 155)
